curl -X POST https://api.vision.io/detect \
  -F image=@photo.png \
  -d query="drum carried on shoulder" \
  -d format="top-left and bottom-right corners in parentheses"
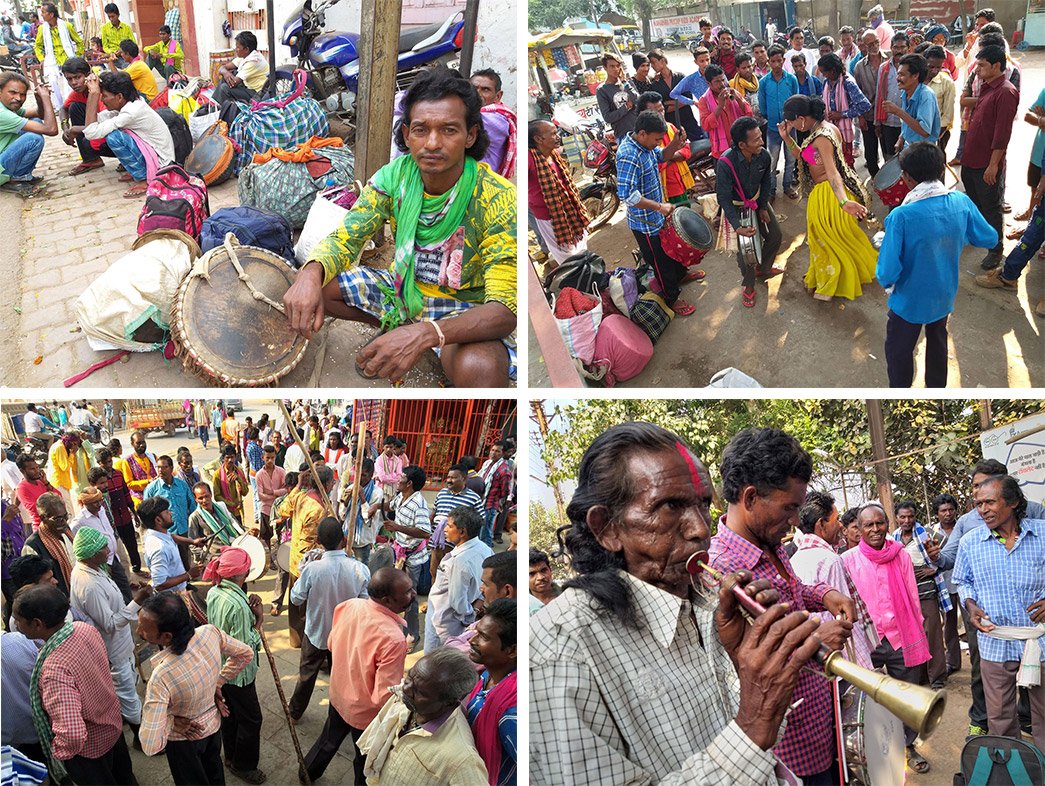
top-left (659, 206), bottom-right (714, 266)
top-left (737, 208), bottom-right (763, 268)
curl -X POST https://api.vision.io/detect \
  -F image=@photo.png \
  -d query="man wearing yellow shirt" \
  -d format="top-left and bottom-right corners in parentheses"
top-left (143, 25), bottom-right (183, 78)
top-left (114, 40), bottom-right (158, 102)
top-left (33, 3), bottom-right (83, 113)
top-left (212, 32), bottom-right (269, 103)
top-left (100, 3), bottom-right (135, 66)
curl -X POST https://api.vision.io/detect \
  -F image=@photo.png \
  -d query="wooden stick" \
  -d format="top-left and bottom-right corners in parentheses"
top-left (259, 625), bottom-right (312, 785)
top-left (343, 420), bottom-right (367, 554)
top-left (276, 400), bottom-right (333, 517)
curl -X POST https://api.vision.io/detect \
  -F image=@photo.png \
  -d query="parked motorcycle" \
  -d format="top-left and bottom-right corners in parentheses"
top-left (277, 0), bottom-right (467, 119)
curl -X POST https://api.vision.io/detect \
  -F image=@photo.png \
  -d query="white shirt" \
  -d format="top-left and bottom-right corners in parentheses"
top-left (782, 47), bottom-right (820, 75)
top-left (283, 443), bottom-right (307, 474)
top-left (83, 97), bottom-right (176, 165)
top-left (69, 562), bottom-right (139, 664)
top-left (71, 506), bottom-right (118, 566)
top-left (23, 411), bottom-right (44, 433)
top-left (70, 408), bottom-right (93, 428)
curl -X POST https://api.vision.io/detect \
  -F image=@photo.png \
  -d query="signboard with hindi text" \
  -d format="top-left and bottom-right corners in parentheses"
top-left (979, 412), bottom-right (1045, 505)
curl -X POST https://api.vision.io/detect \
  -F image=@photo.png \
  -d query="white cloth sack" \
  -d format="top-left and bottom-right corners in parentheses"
top-left (188, 106), bottom-right (218, 142)
top-left (293, 190), bottom-right (349, 266)
top-left (74, 237), bottom-right (196, 352)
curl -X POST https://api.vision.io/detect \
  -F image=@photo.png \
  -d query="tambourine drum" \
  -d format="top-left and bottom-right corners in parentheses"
top-left (170, 235), bottom-right (308, 386)
top-left (841, 685), bottom-right (905, 785)
top-left (660, 206), bottom-right (713, 266)
top-left (738, 208), bottom-right (763, 268)
top-left (231, 534), bottom-right (269, 582)
top-left (185, 120), bottom-right (234, 186)
top-left (275, 542), bottom-right (292, 572)
top-left (872, 156), bottom-right (910, 207)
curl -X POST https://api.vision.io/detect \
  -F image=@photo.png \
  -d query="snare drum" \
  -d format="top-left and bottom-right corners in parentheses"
top-left (872, 156), bottom-right (910, 208)
top-left (659, 206), bottom-right (714, 266)
top-left (231, 534), bottom-right (269, 582)
top-left (170, 235), bottom-right (308, 387)
top-left (841, 684), bottom-right (906, 785)
top-left (737, 208), bottom-right (763, 268)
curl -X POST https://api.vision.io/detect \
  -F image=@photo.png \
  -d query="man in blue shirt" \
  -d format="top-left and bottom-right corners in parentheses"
top-left (953, 475), bottom-right (1045, 755)
top-left (668, 46), bottom-right (710, 113)
top-left (616, 110), bottom-right (692, 314)
top-left (143, 455), bottom-right (196, 536)
top-left (756, 45), bottom-right (799, 199)
top-left (876, 142), bottom-right (996, 387)
top-left (790, 52), bottom-right (821, 97)
top-left (883, 53), bottom-right (941, 152)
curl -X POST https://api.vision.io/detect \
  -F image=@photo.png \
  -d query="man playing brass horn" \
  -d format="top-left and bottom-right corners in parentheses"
top-left (530, 422), bottom-right (831, 785)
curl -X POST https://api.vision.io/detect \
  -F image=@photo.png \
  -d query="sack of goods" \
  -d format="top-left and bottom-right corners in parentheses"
top-left (74, 231), bottom-right (201, 352)
top-left (589, 314), bottom-right (653, 386)
top-left (553, 286), bottom-right (602, 365)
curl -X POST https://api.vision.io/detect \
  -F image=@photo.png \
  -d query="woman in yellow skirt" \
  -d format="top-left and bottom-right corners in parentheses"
top-left (779, 94), bottom-right (878, 301)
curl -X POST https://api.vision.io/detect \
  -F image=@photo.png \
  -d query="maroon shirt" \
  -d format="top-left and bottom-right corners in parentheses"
top-left (713, 47), bottom-right (738, 79)
top-left (104, 467), bottom-right (135, 528)
top-left (962, 74), bottom-right (1019, 170)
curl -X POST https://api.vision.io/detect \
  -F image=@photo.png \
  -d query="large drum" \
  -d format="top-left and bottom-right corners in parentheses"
top-left (841, 684), bottom-right (906, 785)
top-left (208, 49), bottom-right (235, 87)
top-left (275, 542), bottom-right (292, 573)
top-left (231, 534), bottom-right (269, 582)
top-left (170, 235), bottom-right (308, 386)
top-left (660, 206), bottom-right (714, 266)
top-left (872, 156), bottom-right (909, 207)
top-left (737, 208), bottom-right (763, 269)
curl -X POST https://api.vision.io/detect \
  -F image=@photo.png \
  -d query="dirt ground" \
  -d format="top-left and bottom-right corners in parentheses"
top-left (529, 50), bottom-right (1045, 389)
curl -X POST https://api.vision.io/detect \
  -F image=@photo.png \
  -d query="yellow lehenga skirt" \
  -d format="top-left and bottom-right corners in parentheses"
top-left (804, 180), bottom-right (878, 300)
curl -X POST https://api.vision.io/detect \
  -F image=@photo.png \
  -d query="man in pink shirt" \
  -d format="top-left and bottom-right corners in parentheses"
top-left (15, 455), bottom-right (55, 529)
top-left (254, 445), bottom-right (287, 554)
top-left (300, 567), bottom-right (416, 783)
top-left (374, 437), bottom-right (405, 497)
top-left (842, 502), bottom-right (932, 775)
top-left (697, 64), bottom-right (753, 159)
top-left (868, 5), bottom-right (895, 52)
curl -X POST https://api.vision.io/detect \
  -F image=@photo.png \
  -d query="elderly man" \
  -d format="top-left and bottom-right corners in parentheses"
top-left (0, 72), bottom-right (57, 197)
top-left (70, 484), bottom-right (132, 602)
top-left (284, 67), bottom-right (517, 387)
top-left (467, 597), bottom-right (517, 786)
top-left (710, 428), bottom-right (855, 785)
top-left (13, 585), bottom-right (136, 785)
top-left (531, 422), bottom-right (831, 785)
top-left (954, 475), bottom-right (1045, 754)
top-left (527, 119), bottom-right (588, 268)
top-left (121, 431), bottom-right (158, 508)
top-left (69, 527), bottom-right (153, 749)
top-left (385, 465), bottom-right (431, 647)
top-left (138, 497), bottom-right (203, 593)
top-left (357, 647), bottom-right (488, 783)
top-left (300, 567), bottom-right (415, 783)
top-left (22, 492), bottom-right (75, 595)
top-left (425, 506), bottom-right (492, 653)
top-left (145, 455), bottom-right (197, 569)
top-left (288, 518), bottom-right (370, 722)
top-left (843, 503), bottom-right (932, 774)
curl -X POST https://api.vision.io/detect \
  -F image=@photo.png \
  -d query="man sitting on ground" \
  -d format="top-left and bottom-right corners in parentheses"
top-left (0, 71), bottom-right (57, 197)
top-left (142, 25), bottom-right (183, 79)
top-left (212, 32), bottom-right (268, 104)
top-left (284, 66), bottom-right (518, 387)
top-left (112, 39), bottom-right (158, 102)
top-left (60, 57), bottom-right (108, 176)
top-left (78, 70), bottom-right (174, 198)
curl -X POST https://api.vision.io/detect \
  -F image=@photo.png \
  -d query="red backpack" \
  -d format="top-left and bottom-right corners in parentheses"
top-left (136, 163), bottom-right (210, 241)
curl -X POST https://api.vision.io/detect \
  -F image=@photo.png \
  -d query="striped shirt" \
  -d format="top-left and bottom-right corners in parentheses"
top-left (140, 625), bottom-right (254, 754)
top-left (616, 133), bottom-right (666, 234)
top-left (433, 487), bottom-right (483, 520)
top-left (466, 670), bottom-right (517, 786)
top-left (205, 580), bottom-right (262, 687)
top-left (953, 517), bottom-right (1045, 664)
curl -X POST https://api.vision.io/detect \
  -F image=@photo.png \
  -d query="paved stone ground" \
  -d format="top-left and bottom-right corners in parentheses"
top-left (529, 51), bottom-right (1044, 389)
top-left (0, 105), bottom-right (447, 388)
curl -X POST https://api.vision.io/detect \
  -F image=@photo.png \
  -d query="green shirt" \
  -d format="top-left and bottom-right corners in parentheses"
top-left (100, 20), bottom-right (135, 54)
top-left (205, 579), bottom-right (260, 687)
top-left (0, 104), bottom-right (27, 186)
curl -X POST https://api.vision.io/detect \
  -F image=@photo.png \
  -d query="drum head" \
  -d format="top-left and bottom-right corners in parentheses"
top-left (275, 542), bottom-right (292, 572)
top-left (873, 156), bottom-right (903, 190)
top-left (862, 693), bottom-right (906, 785)
top-left (673, 207), bottom-right (714, 250)
top-left (231, 534), bottom-right (268, 582)
top-left (171, 243), bottom-right (308, 386)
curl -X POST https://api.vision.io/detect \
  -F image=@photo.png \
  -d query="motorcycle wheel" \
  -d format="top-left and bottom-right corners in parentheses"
top-left (274, 67), bottom-right (313, 99)
top-left (582, 188), bottom-right (620, 230)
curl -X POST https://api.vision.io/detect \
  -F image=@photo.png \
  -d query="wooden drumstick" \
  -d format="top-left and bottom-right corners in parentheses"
top-left (258, 624), bottom-right (312, 785)
top-left (276, 400), bottom-right (333, 517)
top-left (343, 420), bottom-right (367, 554)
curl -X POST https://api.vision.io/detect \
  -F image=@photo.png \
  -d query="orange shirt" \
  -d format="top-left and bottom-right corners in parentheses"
top-left (327, 598), bottom-right (408, 729)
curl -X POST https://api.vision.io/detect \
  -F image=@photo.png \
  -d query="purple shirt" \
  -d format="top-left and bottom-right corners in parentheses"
top-left (2, 499), bottom-right (27, 580)
top-left (479, 106), bottom-right (511, 175)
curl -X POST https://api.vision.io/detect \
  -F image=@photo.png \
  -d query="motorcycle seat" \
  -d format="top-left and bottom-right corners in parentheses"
top-left (398, 20), bottom-right (449, 53)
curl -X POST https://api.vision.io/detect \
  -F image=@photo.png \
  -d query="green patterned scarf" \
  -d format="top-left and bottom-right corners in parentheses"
top-left (30, 620), bottom-right (75, 782)
top-left (370, 154), bottom-right (478, 330)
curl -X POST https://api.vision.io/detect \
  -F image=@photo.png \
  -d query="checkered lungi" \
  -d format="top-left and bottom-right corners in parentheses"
top-left (336, 267), bottom-right (517, 380)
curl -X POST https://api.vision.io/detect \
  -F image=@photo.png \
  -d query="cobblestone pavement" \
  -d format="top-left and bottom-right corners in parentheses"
top-left (1, 98), bottom-right (446, 388)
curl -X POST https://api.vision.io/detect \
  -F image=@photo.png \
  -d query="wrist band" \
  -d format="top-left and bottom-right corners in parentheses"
top-left (429, 320), bottom-right (446, 350)
top-left (839, 198), bottom-right (849, 207)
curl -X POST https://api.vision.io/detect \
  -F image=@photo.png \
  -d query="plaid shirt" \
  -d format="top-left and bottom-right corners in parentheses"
top-left (480, 459), bottom-right (512, 512)
top-left (891, 522), bottom-right (952, 614)
top-left (709, 522), bottom-right (835, 777)
top-left (616, 133), bottom-right (665, 234)
top-left (954, 517), bottom-right (1045, 664)
top-left (103, 467), bottom-right (134, 528)
top-left (140, 624), bottom-right (254, 755)
top-left (39, 622), bottom-right (123, 761)
top-left (163, 7), bottom-right (181, 43)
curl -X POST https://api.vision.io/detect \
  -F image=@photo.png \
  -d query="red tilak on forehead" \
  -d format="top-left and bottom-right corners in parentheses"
top-left (674, 441), bottom-right (704, 496)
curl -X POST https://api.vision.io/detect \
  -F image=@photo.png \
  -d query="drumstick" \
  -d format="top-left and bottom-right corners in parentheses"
top-left (276, 400), bottom-right (333, 517)
top-left (258, 625), bottom-right (312, 785)
top-left (343, 420), bottom-right (367, 554)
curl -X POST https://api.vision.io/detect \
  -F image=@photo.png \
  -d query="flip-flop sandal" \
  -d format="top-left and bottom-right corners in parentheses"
top-left (118, 172), bottom-right (135, 182)
top-left (682, 269), bottom-right (706, 283)
top-left (671, 299), bottom-right (695, 316)
top-left (906, 747), bottom-right (930, 774)
top-left (742, 289), bottom-right (756, 308)
top-left (69, 161), bottom-right (103, 175)
top-left (123, 183), bottom-right (148, 198)
top-left (757, 266), bottom-right (785, 281)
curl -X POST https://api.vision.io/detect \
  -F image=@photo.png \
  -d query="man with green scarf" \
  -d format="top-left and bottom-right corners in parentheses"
top-left (12, 583), bottom-right (138, 784)
top-left (188, 480), bottom-right (245, 560)
top-left (284, 66), bottom-right (517, 387)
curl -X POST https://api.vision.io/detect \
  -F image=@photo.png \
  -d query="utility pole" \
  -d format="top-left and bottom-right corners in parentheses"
top-left (978, 399), bottom-right (993, 431)
top-left (356, 0), bottom-right (402, 181)
top-left (531, 400), bottom-right (568, 525)
top-left (866, 399), bottom-right (895, 528)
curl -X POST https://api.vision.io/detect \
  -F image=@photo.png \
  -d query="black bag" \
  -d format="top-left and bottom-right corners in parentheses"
top-left (954, 736), bottom-right (1045, 786)
top-left (155, 107), bottom-right (193, 166)
top-left (200, 206), bottom-right (295, 262)
top-left (543, 251), bottom-right (606, 298)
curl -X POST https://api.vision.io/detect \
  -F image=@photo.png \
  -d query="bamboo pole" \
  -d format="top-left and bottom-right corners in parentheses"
top-left (258, 626), bottom-right (311, 785)
top-left (344, 420), bottom-right (367, 554)
top-left (276, 400), bottom-right (333, 517)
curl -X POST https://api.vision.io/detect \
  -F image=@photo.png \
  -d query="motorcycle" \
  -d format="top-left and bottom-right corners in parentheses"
top-left (553, 105), bottom-right (620, 230)
top-left (277, 0), bottom-right (467, 119)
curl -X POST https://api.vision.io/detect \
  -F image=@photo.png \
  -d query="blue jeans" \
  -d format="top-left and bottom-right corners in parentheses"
top-left (0, 132), bottom-right (44, 181)
top-left (105, 129), bottom-right (148, 181)
top-left (405, 559), bottom-right (424, 642)
top-left (766, 130), bottom-right (796, 196)
top-left (480, 508), bottom-right (497, 546)
top-left (198, 424), bottom-right (209, 447)
top-left (353, 544), bottom-right (371, 568)
top-left (1002, 199), bottom-right (1044, 282)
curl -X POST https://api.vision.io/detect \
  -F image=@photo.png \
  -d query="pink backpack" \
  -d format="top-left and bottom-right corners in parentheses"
top-left (591, 314), bottom-right (653, 386)
top-left (136, 163), bottom-right (210, 241)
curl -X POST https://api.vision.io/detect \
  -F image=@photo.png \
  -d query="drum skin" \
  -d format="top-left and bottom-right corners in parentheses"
top-left (230, 534), bottom-right (269, 583)
top-left (841, 685), bottom-right (906, 786)
top-left (872, 157), bottom-right (910, 207)
top-left (660, 206), bottom-right (713, 265)
top-left (276, 542), bottom-right (292, 572)
top-left (171, 242), bottom-right (308, 386)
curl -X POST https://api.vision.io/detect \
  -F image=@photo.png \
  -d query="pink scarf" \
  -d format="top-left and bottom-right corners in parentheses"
top-left (858, 539), bottom-right (929, 667)
top-left (124, 128), bottom-right (161, 182)
top-left (468, 671), bottom-right (517, 785)
top-left (824, 77), bottom-right (853, 143)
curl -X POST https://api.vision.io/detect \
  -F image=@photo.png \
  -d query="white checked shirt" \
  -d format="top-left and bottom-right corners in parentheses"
top-left (530, 570), bottom-right (781, 786)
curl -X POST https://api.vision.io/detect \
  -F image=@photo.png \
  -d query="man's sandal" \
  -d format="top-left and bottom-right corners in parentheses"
top-left (742, 289), bottom-right (756, 308)
top-left (69, 160), bottom-right (103, 176)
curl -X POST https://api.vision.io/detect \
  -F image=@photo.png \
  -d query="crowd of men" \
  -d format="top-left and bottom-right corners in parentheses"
top-left (529, 7), bottom-right (1043, 384)
top-left (531, 423), bottom-right (1044, 784)
top-left (2, 399), bottom-right (518, 785)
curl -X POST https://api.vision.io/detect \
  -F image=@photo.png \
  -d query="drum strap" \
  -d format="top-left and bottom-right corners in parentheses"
top-left (194, 234), bottom-right (288, 314)
top-left (721, 153), bottom-right (759, 210)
